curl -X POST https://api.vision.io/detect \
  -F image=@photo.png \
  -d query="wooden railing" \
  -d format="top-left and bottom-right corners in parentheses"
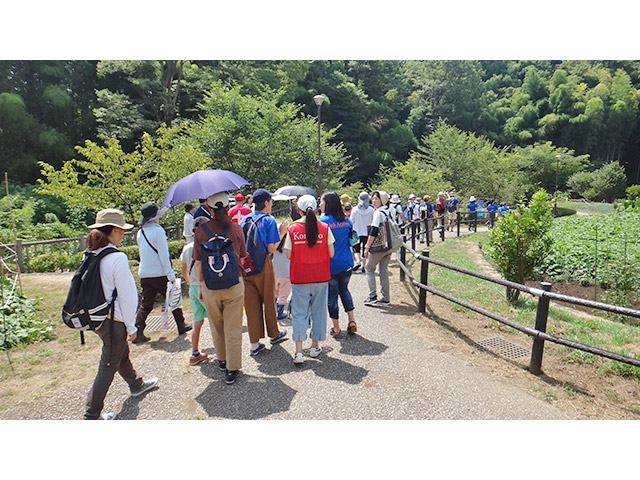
top-left (1, 225), bottom-right (183, 273)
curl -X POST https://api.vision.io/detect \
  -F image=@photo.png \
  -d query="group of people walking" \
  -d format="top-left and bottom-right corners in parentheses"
top-left (81, 179), bottom-right (515, 419)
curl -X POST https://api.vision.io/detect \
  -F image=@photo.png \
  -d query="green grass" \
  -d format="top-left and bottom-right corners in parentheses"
top-left (557, 201), bottom-right (615, 214)
top-left (408, 233), bottom-right (640, 378)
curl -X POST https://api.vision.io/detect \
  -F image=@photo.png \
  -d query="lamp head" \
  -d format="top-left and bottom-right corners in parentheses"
top-left (313, 94), bottom-right (325, 106)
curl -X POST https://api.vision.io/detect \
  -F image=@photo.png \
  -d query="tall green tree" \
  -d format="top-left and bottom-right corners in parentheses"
top-left (185, 81), bottom-right (350, 193)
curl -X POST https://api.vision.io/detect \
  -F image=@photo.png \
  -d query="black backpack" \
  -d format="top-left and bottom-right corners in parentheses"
top-left (199, 223), bottom-right (240, 290)
top-left (62, 247), bottom-right (119, 331)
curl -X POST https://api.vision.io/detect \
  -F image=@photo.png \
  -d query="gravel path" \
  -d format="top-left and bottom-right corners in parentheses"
top-left (2, 232), bottom-right (566, 419)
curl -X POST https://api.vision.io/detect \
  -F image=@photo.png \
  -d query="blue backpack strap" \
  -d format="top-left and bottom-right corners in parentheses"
top-left (201, 223), bottom-right (214, 240)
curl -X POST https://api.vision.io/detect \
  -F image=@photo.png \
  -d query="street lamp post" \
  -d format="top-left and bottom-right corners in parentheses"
top-left (313, 94), bottom-right (325, 196)
top-left (554, 154), bottom-right (561, 216)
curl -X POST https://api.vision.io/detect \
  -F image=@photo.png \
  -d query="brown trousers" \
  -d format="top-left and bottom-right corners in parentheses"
top-left (135, 276), bottom-right (186, 333)
top-left (243, 256), bottom-right (280, 343)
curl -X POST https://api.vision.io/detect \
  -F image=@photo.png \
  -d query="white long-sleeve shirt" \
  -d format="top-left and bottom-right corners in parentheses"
top-left (92, 244), bottom-right (139, 335)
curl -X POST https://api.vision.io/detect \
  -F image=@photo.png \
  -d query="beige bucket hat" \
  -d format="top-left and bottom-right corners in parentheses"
top-left (88, 209), bottom-right (134, 230)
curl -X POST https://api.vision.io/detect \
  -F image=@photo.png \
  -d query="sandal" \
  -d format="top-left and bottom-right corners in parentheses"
top-left (347, 320), bottom-right (357, 334)
top-left (330, 327), bottom-right (341, 338)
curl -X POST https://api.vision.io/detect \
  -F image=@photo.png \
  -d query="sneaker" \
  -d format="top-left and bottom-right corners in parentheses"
top-left (178, 323), bottom-right (193, 335)
top-left (130, 377), bottom-right (159, 398)
top-left (364, 297), bottom-right (377, 306)
top-left (270, 329), bottom-right (287, 345)
top-left (250, 343), bottom-right (266, 356)
top-left (309, 346), bottom-right (322, 358)
top-left (353, 262), bottom-right (361, 272)
top-left (225, 370), bottom-right (240, 385)
top-left (189, 352), bottom-right (208, 366)
top-left (375, 299), bottom-right (391, 306)
top-left (217, 360), bottom-right (227, 371)
top-left (293, 352), bottom-right (305, 364)
top-left (132, 333), bottom-right (150, 344)
top-left (98, 412), bottom-right (116, 420)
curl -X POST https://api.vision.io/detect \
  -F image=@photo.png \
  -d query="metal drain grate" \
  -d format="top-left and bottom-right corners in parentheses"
top-left (145, 315), bottom-right (177, 332)
top-left (474, 337), bottom-right (529, 360)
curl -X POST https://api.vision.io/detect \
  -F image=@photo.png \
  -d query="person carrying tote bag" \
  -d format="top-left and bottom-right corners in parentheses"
top-left (363, 190), bottom-right (395, 307)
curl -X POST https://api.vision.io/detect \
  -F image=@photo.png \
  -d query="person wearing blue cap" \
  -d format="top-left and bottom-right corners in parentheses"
top-left (240, 188), bottom-right (289, 356)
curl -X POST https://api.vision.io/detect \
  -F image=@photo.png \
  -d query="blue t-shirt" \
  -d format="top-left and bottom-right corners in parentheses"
top-left (447, 197), bottom-right (459, 212)
top-left (241, 211), bottom-right (280, 253)
top-left (486, 203), bottom-right (498, 213)
top-left (467, 201), bottom-right (478, 213)
top-left (498, 206), bottom-right (509, 217)
top-left (319, 213), bottom-right (354, 275)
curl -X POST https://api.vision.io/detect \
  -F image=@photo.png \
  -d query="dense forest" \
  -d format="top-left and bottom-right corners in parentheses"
top-left (1, 60), bottom-right (639, 191)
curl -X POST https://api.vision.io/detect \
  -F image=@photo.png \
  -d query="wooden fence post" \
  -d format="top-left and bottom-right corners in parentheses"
top-left (399, 227), bottom-right (407, 282)
top-left (418, 249), bottom-right (429, 313)
top-left (411, 221), bottom-right (416, 251)
top-left (530, 282), bottom-right (552, 375)
top-left (15, 239), bottom-right (25, 273)
top-left (456, 212), bottom-right (461, 237)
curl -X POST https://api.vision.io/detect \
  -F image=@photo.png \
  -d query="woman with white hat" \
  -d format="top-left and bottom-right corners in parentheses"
top-left (363, 190), bottom-right (393, 306)
top-left (285, 195), bottom-right (335, 364)
top-left (350, 191), bottom-right (374, 272)
top-left (83, 209), bottom-right (158, 419)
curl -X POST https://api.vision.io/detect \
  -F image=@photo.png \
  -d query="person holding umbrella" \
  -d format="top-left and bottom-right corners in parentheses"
top-left (193, 193), bottom-right (247, 385)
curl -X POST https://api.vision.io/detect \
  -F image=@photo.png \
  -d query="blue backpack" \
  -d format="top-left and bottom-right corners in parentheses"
top-left (199, 224), bottom-right (240, 290)
top-left (241, 213), bottom-right (268, 276)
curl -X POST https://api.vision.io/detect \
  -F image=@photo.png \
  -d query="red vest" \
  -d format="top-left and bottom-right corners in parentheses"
top-left (288, 220), bottom-right (331, 284)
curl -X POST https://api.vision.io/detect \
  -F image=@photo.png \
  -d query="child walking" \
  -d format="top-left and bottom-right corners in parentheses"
top-left (180, 216), bottom-right (210, 366)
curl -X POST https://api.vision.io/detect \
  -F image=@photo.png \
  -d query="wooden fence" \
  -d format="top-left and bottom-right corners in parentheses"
top-left (1, 225), bottom-right (183, 273)
top-left (397, 220), bottom-right (640, 375)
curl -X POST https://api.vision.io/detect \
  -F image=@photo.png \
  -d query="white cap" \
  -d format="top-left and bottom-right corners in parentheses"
top-left (297, 194), bottom-right (317, 212)
top-left (207, 192), bottom-right (230, 209)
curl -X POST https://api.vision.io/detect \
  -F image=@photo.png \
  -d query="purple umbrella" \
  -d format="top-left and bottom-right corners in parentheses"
top-left (161, 169), bottom-right (250, 208)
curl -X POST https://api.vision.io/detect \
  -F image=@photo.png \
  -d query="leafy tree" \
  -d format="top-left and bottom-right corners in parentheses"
top-left (567, 161), bottom-right (627, 201)
top-left (414, 121), bottom-right (523, 203)
top-left (405, 60), bottom-right (487, 139)
top-left (373, 155), bottom-right (451, 199)
top-left (486, 189), bottom-right (554, 301)
top-left (186, 81), bottom-right (350, 193)
top-left (511, 142), bottom-right (589, 193)
top-left (37, 126), bottom-right (210, 223)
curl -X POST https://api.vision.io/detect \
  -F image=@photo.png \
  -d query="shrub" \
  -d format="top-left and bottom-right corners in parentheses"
top-left (0, 279), bottom-right (54, 350)
top-left (625, 185), bottom-right (640, 200)
top-left (168, 239), bottom-right (186, 259)
top-left (486, 189), bottom-right (553, 301)
top-left (27, 252), bottom-right (71, 272)
top-left (119, 245), bottom-right (140, 261)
